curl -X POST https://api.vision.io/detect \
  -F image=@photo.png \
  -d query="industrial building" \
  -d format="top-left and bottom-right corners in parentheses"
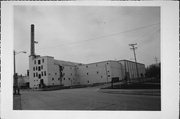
top-left (119, 60), bottom-right (145, 79)
top-left (29, 24), bottom-right (145, 89)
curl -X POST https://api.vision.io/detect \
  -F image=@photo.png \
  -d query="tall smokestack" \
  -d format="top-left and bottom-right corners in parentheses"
top-left (30, 24), bottom-right (35, 56)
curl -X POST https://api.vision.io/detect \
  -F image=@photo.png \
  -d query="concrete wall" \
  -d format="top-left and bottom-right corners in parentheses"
top-left (119, 60), bottom-right (145, 79)
top-left (29, 56), bottom-right (145, 88)
top-left (77, 61), bottom-right (109, 85)
top-left (109, 61), bottom-right (124, 81)
top-left (29, 56), bottom-right (49, 88)
top-left (77, 61), bottom-right (124, 85)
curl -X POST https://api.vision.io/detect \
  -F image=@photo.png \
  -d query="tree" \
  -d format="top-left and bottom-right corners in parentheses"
top-left (145, 63), bottom-right (161, 78)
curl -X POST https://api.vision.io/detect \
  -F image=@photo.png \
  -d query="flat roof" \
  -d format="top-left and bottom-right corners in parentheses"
top-left (79, 60), bottom-right (119, 66)
top-left (119, 59), bottom-right (145, 65)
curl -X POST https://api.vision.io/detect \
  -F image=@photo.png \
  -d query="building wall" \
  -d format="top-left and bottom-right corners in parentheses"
top-left (109, 61), bottom-right (124, 81)
top-left (119, 60), bottom-right (145, 79)
top-left (77, 62), bottom-right (109, 85)
top-left (76, 61), bottom-right (124, 85)
top-left (29, 56), bottom-right (49, 88)
top-left (29, 56), bottom-right (146, 88)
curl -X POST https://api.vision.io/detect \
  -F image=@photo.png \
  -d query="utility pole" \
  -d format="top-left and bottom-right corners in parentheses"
top-left (154, 57), bottom-right (158, 64)
top-left (129, 43), bottom-right (139, 79)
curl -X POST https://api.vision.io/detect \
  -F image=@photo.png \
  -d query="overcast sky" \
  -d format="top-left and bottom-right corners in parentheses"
top-left (14, 6), bottom-right (160, 75)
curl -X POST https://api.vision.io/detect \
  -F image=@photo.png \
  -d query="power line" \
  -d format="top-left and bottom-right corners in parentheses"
top-left (37, 22), bottom-right (160, 51)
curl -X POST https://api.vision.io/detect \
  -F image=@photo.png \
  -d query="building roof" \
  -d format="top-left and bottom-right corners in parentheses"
top-left (118, 59), bottom-right (145, 65)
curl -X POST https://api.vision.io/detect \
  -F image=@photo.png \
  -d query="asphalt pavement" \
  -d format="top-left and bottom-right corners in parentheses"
top-left (20, 86), bottom-right (161, 110)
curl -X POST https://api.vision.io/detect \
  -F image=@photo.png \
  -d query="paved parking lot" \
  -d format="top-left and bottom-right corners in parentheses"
top-left (19, 86), bottom-right (161, 110)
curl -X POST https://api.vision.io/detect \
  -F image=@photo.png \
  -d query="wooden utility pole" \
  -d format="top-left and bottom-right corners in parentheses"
top-left (129, 43), bottom-right (139, 79)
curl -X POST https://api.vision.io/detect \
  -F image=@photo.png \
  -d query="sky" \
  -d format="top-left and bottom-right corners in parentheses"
top-left (14, 6), bottom-right (160, 75)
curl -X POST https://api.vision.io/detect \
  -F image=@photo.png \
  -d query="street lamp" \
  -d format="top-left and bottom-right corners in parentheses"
top-left (13, 50), bottom-right (26, 95)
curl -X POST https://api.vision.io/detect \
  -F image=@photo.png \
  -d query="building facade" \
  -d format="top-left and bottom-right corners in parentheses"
top-left (119, 60), bottom-right (145, 80)
top-left (29, 55), bottom-right (145, 88)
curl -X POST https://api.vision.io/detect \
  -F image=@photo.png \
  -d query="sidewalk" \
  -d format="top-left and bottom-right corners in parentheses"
top-left (13, 95), bottom-right (21, 110)
top-left (99, 89), bottom-right (160, 96)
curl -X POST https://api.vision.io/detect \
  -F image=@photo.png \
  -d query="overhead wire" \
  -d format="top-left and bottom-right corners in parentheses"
top-left (36, 22), bottom-right (160, 51)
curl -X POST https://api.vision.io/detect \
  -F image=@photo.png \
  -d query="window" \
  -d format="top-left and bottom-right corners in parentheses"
top-left (36, 66), bottom-right (37, 70)
top-left (108, 75), bottom-right (110, 77)
top-left (41, 72), bottom-right (43, 76)
top-left (33, 73), bottom-right (35, 77)
top-left (38, 60), bottom-right (41, 65)
top-left (86, 65), bottom-right (88, 68)
top-left (41, 65), bottom-right (43, 70)
top-left (97, 71), bottom-right (99, 74)
top-left (39, 74), bottom-right (41, 79)
top-left (38, 66), bottom-right (41, 71)
top-left (42, 59), bottom-right (44, 63)
top-left (87, 73), bottom-right (88, 75)
top-left (64, 78), bottom-right (65, 80)
top-left (34, 60), bottom-right (36, 64)
top-left (33, 67), bottom-right (35, 71)
top-left (36, 72), bottom-right (38, 77)
top-left (44, 71), bottom-right (46, 76)
top-left (52, 78), bottom-right (54, 80)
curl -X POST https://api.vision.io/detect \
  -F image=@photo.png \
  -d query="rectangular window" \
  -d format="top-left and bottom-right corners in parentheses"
top-left (87, 73), bottom-right (88, 75)
top-left (33, 67), bottom-right (35, 71)
top-left (38, 66), bottom-right (41, 71)
top-left (39, 74), bottom-right (41, 79)
top-left (44, 71), bottom-right (46, 76)
top-left (34, 60), bottom-right (36, 64)
top-left (36, 72), bottom-right (38, 77)
top-left (38, 60), bottom-right (41, 65)
top-left (33, 73), bottom-right (35, 77)
top-left (42, 59), bottom-right (44, 63)
top-left (41, 72), bottom-right (43, 76)
top-left (36, 66), bottom-right (37, 70)
top-left (41, 65), bottom-right (43, 70)
top-left (64, 78), bottom-right (65, 80)
top-left (52, 78), bottom-right (54, 80)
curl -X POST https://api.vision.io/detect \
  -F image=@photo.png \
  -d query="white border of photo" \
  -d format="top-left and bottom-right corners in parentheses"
top-left (1, 1), bottom-right (179, 119)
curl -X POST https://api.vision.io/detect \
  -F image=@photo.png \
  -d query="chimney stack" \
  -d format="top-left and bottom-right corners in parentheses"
top-left (30, 24), bottom-right (35, 56)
